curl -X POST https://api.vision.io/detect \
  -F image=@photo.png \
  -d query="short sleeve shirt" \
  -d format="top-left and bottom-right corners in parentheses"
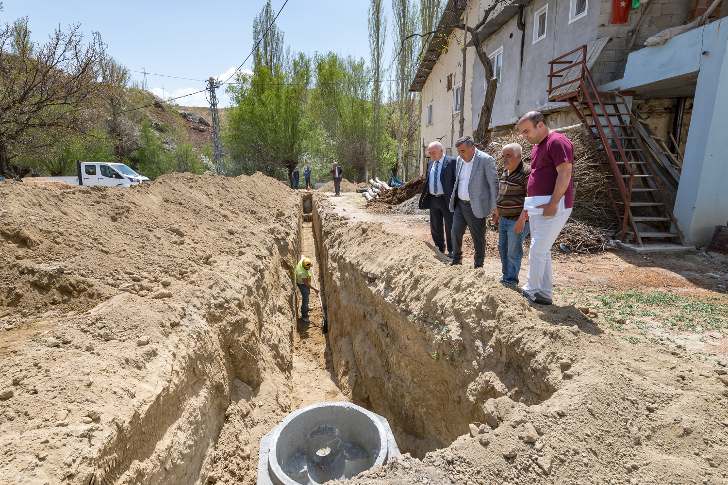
top-left (526, 131), bottom-right (575, 208)
top-left (294, 260), bottom-right (312, 284)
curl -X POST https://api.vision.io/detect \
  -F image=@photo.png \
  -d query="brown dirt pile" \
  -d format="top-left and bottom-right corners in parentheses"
top-left (312, 196), bottom-right (728, 485)
top-left (319, 178), bottom-right (359, 193)
top-left (0, 174), bottom-right (301, 484)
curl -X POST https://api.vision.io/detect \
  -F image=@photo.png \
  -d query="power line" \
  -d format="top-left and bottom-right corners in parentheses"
top-left (130, 69), bottom-right (206, 83)
top-left (121, 87), bottom-right (208, 113)
top-left (221, 0), bottom-right (291, 85)
top-left (120, 0), bottom-right (291, 113)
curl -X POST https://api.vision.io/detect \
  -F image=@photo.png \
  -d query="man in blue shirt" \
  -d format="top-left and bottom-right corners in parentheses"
top-left (419, 141), bottom-right (456, 258)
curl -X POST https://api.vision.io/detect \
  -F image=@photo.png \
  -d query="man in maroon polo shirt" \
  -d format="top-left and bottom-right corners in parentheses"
top-left (514, 111), bottom-right (574, 305)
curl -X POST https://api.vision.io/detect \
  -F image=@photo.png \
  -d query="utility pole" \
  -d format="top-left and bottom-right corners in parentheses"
top-left (141, 67), bottom-right (148, 90)
top-left (207, 77), bottom-right (224, 174)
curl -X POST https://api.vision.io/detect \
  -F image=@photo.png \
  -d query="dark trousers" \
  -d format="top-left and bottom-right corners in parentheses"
top-left (428, 195), bottom-right (453, 254)
top-left (297, 283), bottom-right (310, 320)
top-left (305, 175), bottom-right (311, 189)
top-left (451, 200), bottom-right (487, 267)
top-left (334, 177), bottom-right (342, 195)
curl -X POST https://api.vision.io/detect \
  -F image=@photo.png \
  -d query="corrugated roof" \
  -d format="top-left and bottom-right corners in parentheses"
top-left (408, 0), bottom-right (469, 92)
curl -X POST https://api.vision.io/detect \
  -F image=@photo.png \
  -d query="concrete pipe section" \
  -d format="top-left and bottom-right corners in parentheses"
top-left (257, 402), bottom-right (400, 484)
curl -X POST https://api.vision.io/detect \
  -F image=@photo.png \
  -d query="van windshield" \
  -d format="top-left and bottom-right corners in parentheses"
top-left (113, 164), bottom-right (139, 177)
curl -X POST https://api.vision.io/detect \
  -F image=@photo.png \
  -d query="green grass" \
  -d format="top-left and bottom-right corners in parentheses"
top-left (597, 290), bottom-right (728, 332)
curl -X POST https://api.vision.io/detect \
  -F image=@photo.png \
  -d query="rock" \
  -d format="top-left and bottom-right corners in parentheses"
top-left (521, 422), bottom-right (539, 444)
top-left (136, 336), bottom-right (150, 347)
top-left (0, 388), bottom-right (14, 400)
top-left (44, 336), bottom-right (61, 348)
top-left (11, 377), bottom-right (21, 386)
top-left (478, 423), bottom-right (488, 434)
top-left (503, 449), bottom-right (517, 459)
top-left (535, 441), bottom-right (544, 451)
top-left (152, 290), bottom-right (173, 299)
top-left (646, 403), bottom-right (658, 413)
top-left (469, 423), bottom-right (479, 438)
top-left (161, 279), bottom-right (172, 287)
top-left (718, 375), bottom-right (728, 386)
top-left (86, 410), bottom-right (101, 422)
top-left (478, 435), bottom-right (490, 447)
top-left (536, 455), bottom-right (552, 475)
top-left (81, 416), bottom-right (93, 424)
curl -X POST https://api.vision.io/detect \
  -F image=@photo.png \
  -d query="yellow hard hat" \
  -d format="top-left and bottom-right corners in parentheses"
top-left (301, 257), bottom-right (312, 268)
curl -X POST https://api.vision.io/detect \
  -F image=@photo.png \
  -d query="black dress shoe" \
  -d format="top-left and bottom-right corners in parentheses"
top-left (450, 259), bottom-right (462, 266)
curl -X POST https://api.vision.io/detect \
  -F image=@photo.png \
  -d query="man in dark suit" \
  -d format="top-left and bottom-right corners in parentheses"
top-left (419, 140), bottom-right (456, 257)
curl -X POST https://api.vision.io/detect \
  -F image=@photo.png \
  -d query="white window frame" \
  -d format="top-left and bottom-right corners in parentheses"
top-left (426, 103), bottom-right (433, 126)
top-left (488, 46), bottom-right (503, 84)
top-left (569, 0), bottom-right (588, 24)
top-left (533, 4), bottom-right (548, 44)
top-left (453, 83), bottom-right (463, 113)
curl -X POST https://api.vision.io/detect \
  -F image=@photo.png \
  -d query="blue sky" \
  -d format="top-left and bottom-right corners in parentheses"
top-left (1, 0), bottom-right (397, 107)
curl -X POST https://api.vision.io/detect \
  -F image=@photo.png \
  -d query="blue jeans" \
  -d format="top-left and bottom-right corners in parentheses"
top-left (498, 217), bottom-right (529, 284)
top-left (297, 283), bottom-right (310, 319)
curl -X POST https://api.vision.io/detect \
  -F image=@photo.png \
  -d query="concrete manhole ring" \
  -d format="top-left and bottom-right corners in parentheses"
top-left (259, 401), bottom-right (399, 484)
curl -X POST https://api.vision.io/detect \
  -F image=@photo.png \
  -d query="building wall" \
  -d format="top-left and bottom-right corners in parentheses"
top-left (471, 0), bottom-right (600, 129)
top-left (593, 0), bottom-right (693, 84)
top-left (419, 1), bottom-right (482, 154)
top-left (421, 0), bottom-right (694, 144)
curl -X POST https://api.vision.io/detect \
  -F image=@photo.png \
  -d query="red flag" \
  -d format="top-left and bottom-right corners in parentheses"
top-left (611, 0), bottom-right (630, 23)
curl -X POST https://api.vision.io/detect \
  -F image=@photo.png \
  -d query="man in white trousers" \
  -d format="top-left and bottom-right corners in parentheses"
top-left (514, 111), bottom-right (574, 305)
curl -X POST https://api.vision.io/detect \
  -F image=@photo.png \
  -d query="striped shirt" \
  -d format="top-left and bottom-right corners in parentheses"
top-left (497, 162), bottom-right (530, 218)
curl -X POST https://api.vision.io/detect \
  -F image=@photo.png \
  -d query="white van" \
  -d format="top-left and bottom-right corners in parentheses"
top-left (77, 162), bottom-right (149, 187)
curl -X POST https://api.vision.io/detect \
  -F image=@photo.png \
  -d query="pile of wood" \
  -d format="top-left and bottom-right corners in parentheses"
top-left (363, 176), bottom-right (425, 205)
top-left (488, 125), bottom-right (617, 230)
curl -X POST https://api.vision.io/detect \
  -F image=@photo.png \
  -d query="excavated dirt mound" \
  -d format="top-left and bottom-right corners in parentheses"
top-left (312, 196), bottom-right (728, 485)
top-left (319, 179), bottom-right (359, 193)
top-left (0, 174), bottom-right (302, 484)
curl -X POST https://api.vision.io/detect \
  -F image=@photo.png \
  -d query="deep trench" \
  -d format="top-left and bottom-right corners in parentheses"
top-left (103, 192), bottom-right (551, 484)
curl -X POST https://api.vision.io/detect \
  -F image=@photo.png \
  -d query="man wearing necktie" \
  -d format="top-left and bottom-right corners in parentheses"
top-left (419, 141), bottom-right (456, 258)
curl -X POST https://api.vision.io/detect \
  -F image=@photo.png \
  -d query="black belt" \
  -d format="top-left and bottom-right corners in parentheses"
top-left (501, 215), bottom-right (520, 220)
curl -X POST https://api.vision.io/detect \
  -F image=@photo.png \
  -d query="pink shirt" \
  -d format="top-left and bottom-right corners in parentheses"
top-left (526, 131), bottom-right (575, 209)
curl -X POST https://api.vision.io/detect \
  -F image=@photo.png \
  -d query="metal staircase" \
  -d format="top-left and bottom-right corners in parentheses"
top-left (547, 46), bottom-right (684, 247)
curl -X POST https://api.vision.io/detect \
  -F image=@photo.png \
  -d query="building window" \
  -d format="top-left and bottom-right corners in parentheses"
top-left (533, 4), bottom-right (548, 44)
top-left (488, 47), bottom-right (503, 83)
top-left (569, 0), bottom-right (587, 23)
top-left (453, 84), bottom-right (463, 113)
top-left (426, 103), bottom-right (433, 125)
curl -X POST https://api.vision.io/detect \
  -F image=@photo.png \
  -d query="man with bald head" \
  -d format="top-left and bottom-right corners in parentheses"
top-left (419, 140), bottom-right (456, 257)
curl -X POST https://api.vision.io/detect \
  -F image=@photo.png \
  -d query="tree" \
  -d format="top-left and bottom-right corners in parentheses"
top-left (0, 18), bottom-right (104, 176)
top-left (225, 54), bottom-right (311, 180)
top-left (392, 0), bottom-right (420, 180)
top-left (253, 0), bottom-right (284, 71)
top-left (133, 121), bottom-right (173, 179)
top-left (308, 53), bottom-right (373, 182)
top-left (420, 0), bottom-right (442, 38)
top-left (98, 55), bottom-right (135, 159)
top-left (453, 0), bottom-right (508, 147)
top-left (369, 0), bottom-right (386, 179)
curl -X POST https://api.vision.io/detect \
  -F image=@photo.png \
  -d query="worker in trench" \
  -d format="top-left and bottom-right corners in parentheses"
top-left (295, 256), bottom-right (319, 323)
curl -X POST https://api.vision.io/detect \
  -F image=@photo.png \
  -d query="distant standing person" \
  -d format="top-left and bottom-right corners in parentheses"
top-left (331, 162), bottom-right (343, 196)
top-left (514, 111), bottom-right (575, 305)
top-left (291, 166), bottom-right (300, 189)
top-left (295, 256), bottom-right (319, 323)
top-left (419, 141), bottom-right (456, 258)
top-left (449, 136), bottom-right (498, 268)
top-left (304, 164), bottom-right (312, 190)
top-left (493, 143), bottom-right (530, 286)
